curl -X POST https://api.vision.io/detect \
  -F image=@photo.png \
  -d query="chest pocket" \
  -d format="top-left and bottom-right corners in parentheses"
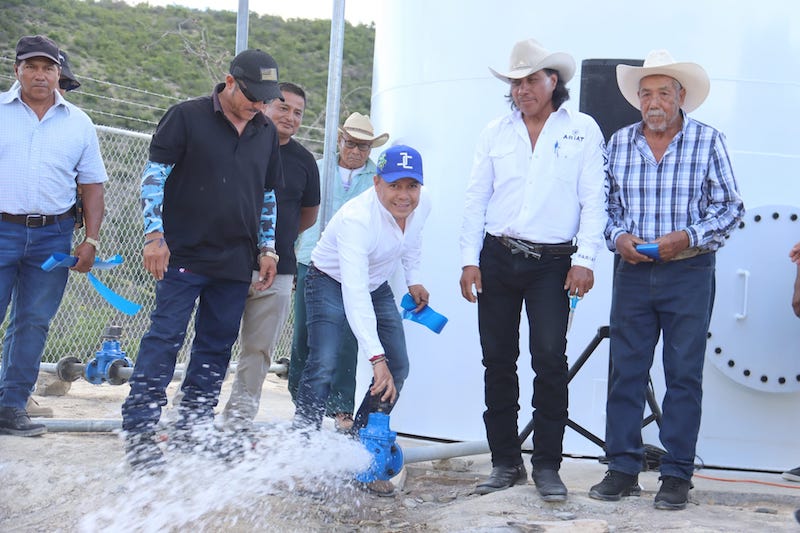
top-left (489, 146), bottom-right (522, 181)
top-left (552, 136), bottom-right (584, 183)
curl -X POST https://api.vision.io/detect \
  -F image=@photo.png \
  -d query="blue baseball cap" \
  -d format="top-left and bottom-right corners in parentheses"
top-left (376, 144), bottom-right (424, 184)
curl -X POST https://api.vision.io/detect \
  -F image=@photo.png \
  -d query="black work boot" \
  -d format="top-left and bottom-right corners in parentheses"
top-left (475, 464), bottom-right (527, 495)
top-left (654, 475), bottom-right (692, 510)
top-left (0, 406), bottom-right (47, 437)
top-left (589, 470), bottom-right (642, 501)
top-left (124, 431), bottom-right (165, 473)
top-left (532, 468), bottom-right (568, 502)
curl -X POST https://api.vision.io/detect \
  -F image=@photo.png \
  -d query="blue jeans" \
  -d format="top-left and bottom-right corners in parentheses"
top-left (0, 218), bottom-right (73, 408)
top-left (121, 268), bottom-right (249, 433)
top-left (288, 263), bottom-right (358, 415)
top-left (605, 253), bottom-right (715, 480)
top-left (294, 265), bottom-right (409, 430)
top-left (477, 234), bottom-right (571, 470)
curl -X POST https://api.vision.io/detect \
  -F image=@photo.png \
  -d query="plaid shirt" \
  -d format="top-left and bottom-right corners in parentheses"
top-left (605, 113), bottom-right (744, 252)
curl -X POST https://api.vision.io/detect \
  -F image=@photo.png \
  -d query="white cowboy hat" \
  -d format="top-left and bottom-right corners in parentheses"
top-left (338, 112), bottom-right (389, 147)
top-left (616, 50), bottom-right (710, 113)
top-left (489, 38), bottom-right (576, 84)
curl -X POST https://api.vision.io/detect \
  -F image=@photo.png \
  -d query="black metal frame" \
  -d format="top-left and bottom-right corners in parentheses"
top-left (517, 325), bottom-right (663, 450)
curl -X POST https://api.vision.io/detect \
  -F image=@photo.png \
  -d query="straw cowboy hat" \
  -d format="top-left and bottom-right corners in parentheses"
top-left (338, 112), bottom-right (389, 147)
top-left (489, 38), bottom-right (576, 84)
top-left (616, 50), bottom-right (710, 113)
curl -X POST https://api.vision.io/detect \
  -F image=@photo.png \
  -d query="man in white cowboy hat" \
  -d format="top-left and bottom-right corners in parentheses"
top-left (288, 111), bottom-right (389, 432)
top-left (589, 50), bottom-right (744, 510)
top-left (459, 38), bottom-right (606, 501)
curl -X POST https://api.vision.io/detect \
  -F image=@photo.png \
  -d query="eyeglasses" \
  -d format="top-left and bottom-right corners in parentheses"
top-left (342, 139), bottom-right (372, 152)
top-left (235, 79), bottom-right (265, 103)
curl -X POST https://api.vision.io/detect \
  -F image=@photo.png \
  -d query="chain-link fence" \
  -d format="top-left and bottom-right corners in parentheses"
top-left (0, 125), bottom-right (296, 367)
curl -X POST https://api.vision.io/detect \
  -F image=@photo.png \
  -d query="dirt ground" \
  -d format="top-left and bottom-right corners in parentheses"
top-left (1, 373), bottom-right (799, 532)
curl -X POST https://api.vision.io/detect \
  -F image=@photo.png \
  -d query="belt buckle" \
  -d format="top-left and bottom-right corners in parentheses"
top-left (25, 215), bottom-right (46, 228)
top-left (505, 236), bottom-right (542, 260)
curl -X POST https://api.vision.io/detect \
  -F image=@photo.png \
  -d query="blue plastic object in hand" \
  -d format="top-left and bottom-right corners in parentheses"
top-left (635, 243), bottom-right (661, 261)
top-left (400, 293), bottom-right (448, 334)
top-left (40, 252), bottom-right (124, 272)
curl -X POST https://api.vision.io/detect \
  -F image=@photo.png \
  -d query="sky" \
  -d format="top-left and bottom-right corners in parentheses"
top-left (123, 0), bottom-right (380, 25)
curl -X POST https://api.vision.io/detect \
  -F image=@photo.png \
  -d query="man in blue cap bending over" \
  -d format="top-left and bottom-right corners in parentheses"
top-left (293, 144), bottom-right (432, 496)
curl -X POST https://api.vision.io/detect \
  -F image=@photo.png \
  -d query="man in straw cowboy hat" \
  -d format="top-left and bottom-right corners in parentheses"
top-left (288, 112), bottom-right (389, 433)
top-left (589, 50), bottom-right (744, 509)
top-left (459, 38), bottom-right (606, 501)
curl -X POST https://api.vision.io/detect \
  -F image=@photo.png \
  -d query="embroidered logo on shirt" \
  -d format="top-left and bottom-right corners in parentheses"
top-left (562, 129), bottom-right (584, 142)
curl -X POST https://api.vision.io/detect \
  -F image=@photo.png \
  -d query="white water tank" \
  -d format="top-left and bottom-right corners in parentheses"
top-left (365, 0), bottom-right (800, 471)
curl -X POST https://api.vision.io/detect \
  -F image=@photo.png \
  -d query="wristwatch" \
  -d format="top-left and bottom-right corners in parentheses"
top-left (83, 236), bottom-right (100, 252)
top-left (259, 247), bottom-right (279, 264)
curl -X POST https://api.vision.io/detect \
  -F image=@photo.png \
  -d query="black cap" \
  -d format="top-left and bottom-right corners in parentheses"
top-left (58, 51), bottom-right (81, 92)
top-left (16, 35), bottom-right (61, 65)
top-left (229, 49), bottom-right (282, 103)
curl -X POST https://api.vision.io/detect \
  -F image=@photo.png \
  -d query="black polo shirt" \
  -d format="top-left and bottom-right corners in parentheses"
top-left (273, 138), bottom-right (320, 275)
top-left (149, 83), bottom-right (283, 282)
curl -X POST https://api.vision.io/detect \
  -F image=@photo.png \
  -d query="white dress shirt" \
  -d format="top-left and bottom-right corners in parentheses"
top-left (459, 107), bottom-right (606, 269)
top-left (312, 186), bottom-right (431, 356)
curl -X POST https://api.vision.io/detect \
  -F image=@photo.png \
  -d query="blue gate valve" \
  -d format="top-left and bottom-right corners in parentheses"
top-left (355, 410), bottom-right (404, 483)
top-left (84, 325), bottom-right (133, 385)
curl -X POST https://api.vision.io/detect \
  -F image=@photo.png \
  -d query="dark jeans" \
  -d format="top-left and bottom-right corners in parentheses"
top-left (0, 218), bottom-right (73, 408)
top-left (478, 234), bottom-right (571, 470)
top-left (294, 265), bottom-right (409, 431)
top-left (121, 268), bottom-right (249, 433)
top-left (288, 262), bottom-right (358, 416)
top-left (605, 252), bottom-right (715, 480)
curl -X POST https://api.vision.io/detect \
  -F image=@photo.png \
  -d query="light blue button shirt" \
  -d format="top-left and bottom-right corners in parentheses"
top-left (0, 86), bottom-right (107, 215)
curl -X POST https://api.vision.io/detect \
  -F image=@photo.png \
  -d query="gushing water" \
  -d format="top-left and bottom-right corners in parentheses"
top-left (78, 421), bottom-right (372, 532)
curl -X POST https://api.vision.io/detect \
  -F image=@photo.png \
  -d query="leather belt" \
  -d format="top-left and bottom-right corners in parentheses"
top-left (1, 211), bottom-right (74, 228)
top-left (670, 247), bottom-right (712, 261)
top-left (490, 234), bottom-right (577, 259)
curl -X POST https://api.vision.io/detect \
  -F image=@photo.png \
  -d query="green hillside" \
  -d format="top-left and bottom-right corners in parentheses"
top-left (0, 0), bottom-right (375, 151)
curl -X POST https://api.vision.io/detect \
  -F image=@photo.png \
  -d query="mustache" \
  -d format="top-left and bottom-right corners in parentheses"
top-left (646, 110), bottom-right (667, 119)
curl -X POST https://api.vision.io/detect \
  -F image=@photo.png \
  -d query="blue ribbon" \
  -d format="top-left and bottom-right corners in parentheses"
top-left (400, 293), bottom-right (448, 334)
top-left (40, 253), bottom-right (142, 315)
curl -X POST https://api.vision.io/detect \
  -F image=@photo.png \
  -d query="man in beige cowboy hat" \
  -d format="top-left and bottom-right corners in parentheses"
top-left (288, 111), bottom-right (389, 433)
top-left (459, 38), bottom-right (606, 501)
top-left (589, 50), bottom-right (744, 509)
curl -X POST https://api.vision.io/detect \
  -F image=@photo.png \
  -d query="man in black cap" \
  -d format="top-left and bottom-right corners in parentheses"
top-left (0, 34), bottom-right (106, 437)
top-left (57, 51), bottom-right (81, 93)
top-left (4, 47), bottom-right (83, 420)
top-left (7, 49), bottom-right (80, 96)
top-left (121, 49), bottom-right (284, 470)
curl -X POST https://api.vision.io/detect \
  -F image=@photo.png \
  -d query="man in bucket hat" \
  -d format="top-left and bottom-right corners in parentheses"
top-left (459, 38), bottom-right (606, 501)
top-left (294, 144), bottom-right (432, 497)
top-left (288, 112), bottom-right (389, 433)
top-left (589, 50), bottom-right (744, 509)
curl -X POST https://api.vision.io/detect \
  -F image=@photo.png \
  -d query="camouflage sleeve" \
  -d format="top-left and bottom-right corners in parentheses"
top-left (258, 189), bottom-right (277, 250)
top-left (140, 161), bottom-right (174, 234)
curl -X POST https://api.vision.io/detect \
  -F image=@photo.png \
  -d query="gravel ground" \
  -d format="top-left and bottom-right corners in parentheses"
top-left (1, 375), bottom-right (798, 532)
